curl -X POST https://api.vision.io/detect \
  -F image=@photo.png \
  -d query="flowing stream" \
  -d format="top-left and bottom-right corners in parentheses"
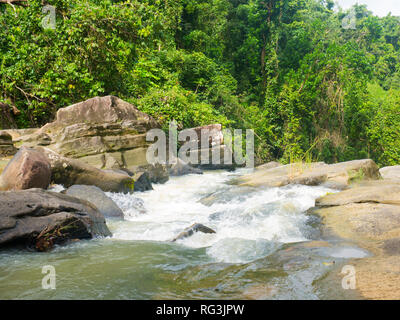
top-left (0, 169), bottom-right (368, 299)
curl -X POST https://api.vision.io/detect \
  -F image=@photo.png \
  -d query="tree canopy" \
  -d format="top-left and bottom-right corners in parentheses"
top-left (1, 0), bottom-right (399, 166)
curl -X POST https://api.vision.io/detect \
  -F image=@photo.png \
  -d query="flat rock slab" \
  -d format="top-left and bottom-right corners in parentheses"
top-left (0, 189), bottom-right (111, 250)
top-left (316, 180), bottom-right (400, 207)
top-left (235, 159), bottom-right (380, 189)
top-left (312, 179), bottom-right (400, 300)
top-left (380, 165), bottom-right (400, 181)
top-left (65, 185), bottom-right (124, 219)
top-left (39, 147), bottom-right (136, 194)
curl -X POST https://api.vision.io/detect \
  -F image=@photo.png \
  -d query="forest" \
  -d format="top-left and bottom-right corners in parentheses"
top-left (0, 0), bottom-right (399, 166)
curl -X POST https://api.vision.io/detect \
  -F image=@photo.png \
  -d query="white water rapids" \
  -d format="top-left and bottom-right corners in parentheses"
top-left (1, 169), bottom-right (370, 300)
top-left (104, 169), bottom-right (334, 264)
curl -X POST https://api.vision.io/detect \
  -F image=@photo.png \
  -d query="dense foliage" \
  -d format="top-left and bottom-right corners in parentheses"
top-left (1, 0), bottom-right (399, 166)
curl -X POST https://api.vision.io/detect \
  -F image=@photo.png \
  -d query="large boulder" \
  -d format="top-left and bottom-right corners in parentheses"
top-left (0, 131), bottom-right (17, 157)
top-left (380, 165), bottom-right (400, 182)
top-left (39, 147), bottom-right (136, 194)
top-left (187, 124), bottom-right (224, 149)
top-left (0, 147), bottom-right (51, 191)
top-left (28, 96), bottom-right (159, 169)
top-left (235, 159), bottom-right (380, 189)
top-left (0, 189), bottom-right (111, 251)
top-left (65, 185), bottom-right (124, 219)
top-left (178, 124), bottom-right (236, 170)
top-left (312, 179), bottom-right (400, 300)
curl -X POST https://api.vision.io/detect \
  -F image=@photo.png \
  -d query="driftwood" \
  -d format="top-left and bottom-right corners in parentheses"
top-left (171, 223), bottom-right (216, 242)
top-left (0, 0), bottom-right (28, 6)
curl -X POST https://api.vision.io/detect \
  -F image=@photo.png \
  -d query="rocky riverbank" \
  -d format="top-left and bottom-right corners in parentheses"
top-left (0, 96), bottom-right (232, 251)
top-left (1, 95), bottom-right (399, 299)
top-left (236, 160), bottom-right (400, 299)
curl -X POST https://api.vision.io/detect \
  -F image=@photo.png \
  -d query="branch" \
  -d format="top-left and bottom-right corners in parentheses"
top-left (0, 0), bottom-right (28, 8)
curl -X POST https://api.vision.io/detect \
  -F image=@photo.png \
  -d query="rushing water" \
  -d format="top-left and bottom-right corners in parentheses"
top-left (0, 169), bottom-right (368, 299)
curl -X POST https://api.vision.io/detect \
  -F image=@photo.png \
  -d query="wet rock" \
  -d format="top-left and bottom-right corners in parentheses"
top-left (0, 147), bottom-right (51, 191)
top-left (0, 189), bottom-right (111, 251)
top-left (236, 159), bottom-right (380, 189)
top-left (65, 185), bottom-right (124, 219)
top-left (169, 158), bottom-right (203, 176)
top-left (39, 147), bottom-right (136, 194)
top-left (128, 163), bottom-right (169, 184)
top-left (171, 223), bottom-right (216, 242)
top-left (131, 171), bottom-right (153, 192)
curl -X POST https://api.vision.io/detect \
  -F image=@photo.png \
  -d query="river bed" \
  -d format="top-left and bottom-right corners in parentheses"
top-left (0, 169), bottom-right (368, 299)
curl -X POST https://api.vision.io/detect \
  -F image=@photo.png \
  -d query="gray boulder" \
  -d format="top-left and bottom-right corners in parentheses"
top-left (65, 185), bottom-right (124, 219)
top-left (131, 171), bottom-right (153, 192)
top-left (0, 189), bottom-right (111, 251)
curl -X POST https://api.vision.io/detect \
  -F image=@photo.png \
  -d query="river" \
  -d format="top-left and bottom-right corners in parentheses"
top-left (0, 169), bottom-right (368, 299)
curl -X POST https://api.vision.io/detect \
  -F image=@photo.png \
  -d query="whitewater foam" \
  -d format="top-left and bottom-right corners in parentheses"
top-left (106, 170), bottom-right (334, 263)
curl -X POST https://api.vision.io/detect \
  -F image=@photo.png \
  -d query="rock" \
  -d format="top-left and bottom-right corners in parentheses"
top-left (0, 188), bottom-right (111, 251)
top-left (313, 202), bottom-right (400, 250)
top-left (171, 223), bottom-right (216, 242)
top-left (0, 159), bottom-right (9, 175)
top-left (188, 124), bottom-right (224, 149)
top-left (65, 185), bottom-right (124, 219)
top-left (255, 161), bottom-right (281, 171)
top-left (0, 131), bottom-right (17, 157)
top-left (39, 147), bottom-right (136, 194)
top-left (128, 163), bottom-right (169, 184)
top-left (0, 147), bottom-right (51, 191)
top-left (28, 96), bottom-right (159, 169)
top-left (314, 180), bottom-right (400, 244)
top-left (2, 128), bottom-right (39, 141)
top-left (168, 158), bottom-right (203, 176)
top-left (177, 124), bottom-right (236, 170)
top-left (183, 145), bottom-right (235, 170)
top-left (316, 180), bottom-right (400, 207)
top-left (312, 179), bottom-right (400, 300)
top-left (236, 159), bottom-right (380, 189)
top-left (15, 131), bottom-right (52, 148)
top-left (131, 171), bottom-right (153, 192)
top-left (380, 165), bottom-right (400, 181)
